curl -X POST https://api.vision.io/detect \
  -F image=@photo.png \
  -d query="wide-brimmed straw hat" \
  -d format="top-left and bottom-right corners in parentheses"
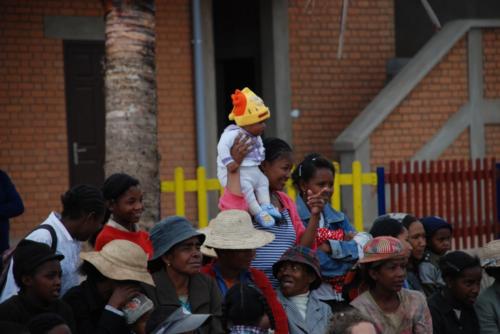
top-left (80, 239), bottom-right (154, 286)
top-left (479, 239), bottom-right (500, 268)
top-left (201, 210), bottom-right (274, 252)
top-left (358, 236), bottom-right (407, 264)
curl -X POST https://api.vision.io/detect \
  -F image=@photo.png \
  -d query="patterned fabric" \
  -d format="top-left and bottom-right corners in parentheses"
top-left (252, 208), bottom-right (297, 288)
top-left (360, 236), bottom-right (405, 264)
top-left (316, 227), bottom-right (344, 245)
top-left (325, 275), bottom-right (346, 294)
top-left (351, 289), bottom-right (432, 334)
top-left (229, 325), bottom-right (269, 334)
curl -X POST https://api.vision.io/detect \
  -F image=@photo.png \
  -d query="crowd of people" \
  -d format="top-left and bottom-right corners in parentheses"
top-left (0, 89), bottom-right (499, 334)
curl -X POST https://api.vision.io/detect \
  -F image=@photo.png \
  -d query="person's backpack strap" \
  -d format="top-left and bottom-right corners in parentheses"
top-left (29, 225), bottom-right (58, 252)
top-left (0, 225), bottom-right (58, 293)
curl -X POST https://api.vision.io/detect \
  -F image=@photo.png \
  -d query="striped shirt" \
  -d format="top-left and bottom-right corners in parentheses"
top-left (252, 209), bottom-right (297, 288)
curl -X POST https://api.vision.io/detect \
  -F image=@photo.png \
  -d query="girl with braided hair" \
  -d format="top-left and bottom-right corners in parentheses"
top-left (1, 184), bottom-right (106, 302)
top-left (292, 153), bottom-right (370, 307)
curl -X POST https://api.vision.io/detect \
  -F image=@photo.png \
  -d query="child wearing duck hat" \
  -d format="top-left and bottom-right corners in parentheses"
top-left (217, 87), bottom-right (281, 227)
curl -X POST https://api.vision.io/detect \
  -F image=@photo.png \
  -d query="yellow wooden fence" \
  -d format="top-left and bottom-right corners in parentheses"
top-left (160, 161), bottom-right (377, 231)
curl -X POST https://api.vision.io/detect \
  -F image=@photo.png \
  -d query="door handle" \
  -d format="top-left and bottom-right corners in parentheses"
top-left (72, 142), bottom-right (87, 165)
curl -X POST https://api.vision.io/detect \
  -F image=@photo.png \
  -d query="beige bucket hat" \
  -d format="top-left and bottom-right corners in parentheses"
top-left (200, 210), bottom-right (274, 256)
top-left (479, 239), bottom-right (500, 268)
top-left (80, 239), bottom-right (155, 286)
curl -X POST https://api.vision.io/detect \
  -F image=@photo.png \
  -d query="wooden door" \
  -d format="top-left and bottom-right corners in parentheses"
top-left (63, 41), bottom-right (105, 187)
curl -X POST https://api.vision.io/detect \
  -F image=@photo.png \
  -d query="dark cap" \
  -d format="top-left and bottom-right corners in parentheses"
top-left (272, 246), bottom-right (322, 289)
top-left (421, 216), bottom-right (452, 237)
top-left (149, 216), bottom-right (205, 261)
top-left (13, 239), bottom-right (64, 287)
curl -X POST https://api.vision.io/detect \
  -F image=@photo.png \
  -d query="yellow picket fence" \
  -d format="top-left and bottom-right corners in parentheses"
top-left (160, 161), bottom-right (377, 231)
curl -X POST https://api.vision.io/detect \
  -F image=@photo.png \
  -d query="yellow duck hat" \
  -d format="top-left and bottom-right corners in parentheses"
top-left (228, 87), bottom-right (270, 126)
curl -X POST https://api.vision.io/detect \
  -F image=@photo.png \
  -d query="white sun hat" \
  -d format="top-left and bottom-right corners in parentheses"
top-left (200, 210), bottom-right (275, 254)
top-left (479, 239), bottom-right (500, 268)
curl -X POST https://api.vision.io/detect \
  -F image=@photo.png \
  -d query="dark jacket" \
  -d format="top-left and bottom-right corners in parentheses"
top-left (0, 294), bottom-right (75, 332)
top-left (428, 290), bottom-right (479, 334)
top-left (63, 280), bottom-right (131, 334)
top-left (143, 268), bottom-right (224, 333)
top-left (0, 170), bottom-right (24, 253)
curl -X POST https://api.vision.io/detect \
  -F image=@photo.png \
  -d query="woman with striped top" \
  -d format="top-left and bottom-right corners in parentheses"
top-left (218, 136), bottom-right (320, 287)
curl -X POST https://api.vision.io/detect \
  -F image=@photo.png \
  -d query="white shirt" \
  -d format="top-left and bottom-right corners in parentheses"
top-left (0, 212), bottom-right (81, 302)
top-left (216, 125), bottom-right (265, 168)
top-left (289, 292), bottom-right (310, 320)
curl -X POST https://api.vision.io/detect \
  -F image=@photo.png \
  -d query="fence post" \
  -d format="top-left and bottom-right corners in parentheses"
top-left (197, 167), bottom-right (208, 228)
top-left (376, 167), bottom-right (386, 215)
top-left (174, 167), bottom-right (185, 216)
top-left (496, 163), bottom-right (500, 229)
top-left (352, 161), bottom-right (363, 231)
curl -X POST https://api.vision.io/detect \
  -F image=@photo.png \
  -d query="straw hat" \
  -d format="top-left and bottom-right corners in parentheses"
top-left (80, 239), bottom-right (154, 286)
top-left (201, 210), bottom-right (274, 251)
top-left (479, 239), bottom-right (500, 268)
top-left (358, 236), bottom-right (407, 264)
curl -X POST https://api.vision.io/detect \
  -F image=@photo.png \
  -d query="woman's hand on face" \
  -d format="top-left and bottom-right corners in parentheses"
top-left (230, 133), bottom-right (253, 166)
top-left (108, 284), bottom-right (140, 309)
top-left (306, 188), bottom-right (329, 216)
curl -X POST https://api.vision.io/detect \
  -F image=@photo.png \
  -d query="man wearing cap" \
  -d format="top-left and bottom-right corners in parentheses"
top-left (200, 209), bottom-right (288, 334)
top-left (272, 246), bottom-right (331, 334)
top-left (0, 240), bottom-right (75, 332)
top-left (475, 239), bottom-right (500, 334)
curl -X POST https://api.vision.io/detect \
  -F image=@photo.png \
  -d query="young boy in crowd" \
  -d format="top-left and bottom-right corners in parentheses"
top-left (418, 216), bottom-right (453, 297)
top-left (0, 240), bottom-right (75, 332)
top-left (428, 251), bottom-right (482, 334)
top-left (217, 87), bottom-right (280, 227)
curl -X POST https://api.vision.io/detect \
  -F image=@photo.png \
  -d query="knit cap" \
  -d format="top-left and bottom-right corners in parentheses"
top-left (228, 88), bottom-right (270, 127)
top-left (421, 216), bottom-right (452, 238)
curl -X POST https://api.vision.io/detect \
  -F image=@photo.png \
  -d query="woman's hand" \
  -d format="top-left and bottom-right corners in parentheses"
top-left (306, 188), bottom-right (329, 216)
top-left (108, 284), bottom-right (140, 309)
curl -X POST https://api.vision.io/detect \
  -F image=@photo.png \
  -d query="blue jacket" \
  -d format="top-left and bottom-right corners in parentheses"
top-left (0, 170), bottom-right (24, 252)
top-left (276, 290), bottom-right (332, 334)
top-left (296, 195), bottom-right (358, 278)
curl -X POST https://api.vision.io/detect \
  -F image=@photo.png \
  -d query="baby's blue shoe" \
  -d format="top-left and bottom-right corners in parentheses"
top-left (255, 211), bottom-right (275, 228)
top-left (262, 204), bottom-right (282, 220)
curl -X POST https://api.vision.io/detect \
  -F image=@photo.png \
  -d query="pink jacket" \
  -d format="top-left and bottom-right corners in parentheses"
top-left (219, 189), bottom-right (308, 246)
